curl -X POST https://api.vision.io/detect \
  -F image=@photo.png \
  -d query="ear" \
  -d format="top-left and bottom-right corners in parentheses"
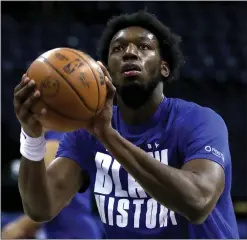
top-left (160, 61), bottom-right (170, 78)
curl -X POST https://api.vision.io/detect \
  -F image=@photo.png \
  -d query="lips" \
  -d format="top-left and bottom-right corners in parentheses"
top-left (121, 63), bottom-right (141, 73)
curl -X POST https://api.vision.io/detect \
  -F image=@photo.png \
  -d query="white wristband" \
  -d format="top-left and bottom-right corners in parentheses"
top-left (20, 128), bottom-right (46, 161)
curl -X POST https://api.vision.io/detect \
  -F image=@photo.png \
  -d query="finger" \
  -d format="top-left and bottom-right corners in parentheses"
top-left (20, 73), bottom-right (26, 82)
top-left (97, 61), bottom-right (111, 80)
top-left (105, 77), bottom-right (116, 103)
top-left (14, 74), bottom-right (30, 93)
top-left (15, 79), bottom-right (35, 98)
top-left (18, 90), bottom-right (41, 121)
top-left (14, 79), bottom-right (36, 105)
top-left (106, 77), bottom-right (115, 92)
top-left (14, 80), bottom-right (37, 113)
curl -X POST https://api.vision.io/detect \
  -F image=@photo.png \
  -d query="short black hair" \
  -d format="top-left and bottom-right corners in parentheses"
top-left (97, 10), bottom-right (185, 83)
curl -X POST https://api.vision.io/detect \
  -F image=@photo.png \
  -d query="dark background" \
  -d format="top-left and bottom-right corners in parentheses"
top-left (1, 1), bottom-right (247, 236)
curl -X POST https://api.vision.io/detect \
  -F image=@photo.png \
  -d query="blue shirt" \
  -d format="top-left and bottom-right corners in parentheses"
top-left (56, 98), bottom-right (239, 239)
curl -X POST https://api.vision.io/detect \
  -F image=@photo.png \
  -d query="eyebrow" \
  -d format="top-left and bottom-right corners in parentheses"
top-left (112, 35), bottom-right (156, 44)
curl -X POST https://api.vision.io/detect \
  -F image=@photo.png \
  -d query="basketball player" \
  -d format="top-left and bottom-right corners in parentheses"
top-left (2, 131), bottom-right (103, 239)
top-left (13, 11), bottom-right (239, 238)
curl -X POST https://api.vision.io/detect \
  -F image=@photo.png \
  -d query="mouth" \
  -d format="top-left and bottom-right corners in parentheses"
top-left (121, 63), bottom-right (142, 77)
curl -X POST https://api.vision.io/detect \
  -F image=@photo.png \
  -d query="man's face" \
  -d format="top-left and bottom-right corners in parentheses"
top-left (107, 26), bottom-right (168, 109)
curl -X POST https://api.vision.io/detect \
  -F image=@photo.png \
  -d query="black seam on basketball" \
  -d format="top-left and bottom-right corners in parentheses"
top-left (40, 56), bottom-right (95, 113)
top-left (64, 49), bottom-right (100, 113)
top-left (39, 98), bottom-right (91, 122)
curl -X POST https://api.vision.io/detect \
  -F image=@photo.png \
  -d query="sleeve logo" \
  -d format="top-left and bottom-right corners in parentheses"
top-left (205, 146), bottom-right (224, 162)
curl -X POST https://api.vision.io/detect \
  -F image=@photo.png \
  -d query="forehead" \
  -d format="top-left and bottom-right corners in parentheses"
top-left (110, 26), bottom-right (158, 45)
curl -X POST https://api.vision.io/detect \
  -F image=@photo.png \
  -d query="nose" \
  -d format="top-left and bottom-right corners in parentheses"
top-left (123, 43), bottom-right (138, 61)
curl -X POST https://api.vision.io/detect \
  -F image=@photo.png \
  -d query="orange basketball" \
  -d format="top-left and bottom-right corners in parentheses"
top-left (26, 48), bottom-right (107, 132)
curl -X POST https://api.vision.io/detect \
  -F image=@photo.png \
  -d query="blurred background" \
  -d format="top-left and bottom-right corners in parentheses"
top-left (1, 1), bottom-right (247, 238)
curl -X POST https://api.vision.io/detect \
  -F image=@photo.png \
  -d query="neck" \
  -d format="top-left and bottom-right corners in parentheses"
top-left (117, 82), bottom-right (164, 125)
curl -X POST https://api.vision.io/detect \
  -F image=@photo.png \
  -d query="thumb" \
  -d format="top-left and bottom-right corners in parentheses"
top-left (105, 77), bottom-right (116, 105)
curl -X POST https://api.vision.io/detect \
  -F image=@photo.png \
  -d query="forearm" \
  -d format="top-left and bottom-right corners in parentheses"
top-left (99, 130), bottom-right (205, 222)
top-left (18, 157), bottom-right (53, 222)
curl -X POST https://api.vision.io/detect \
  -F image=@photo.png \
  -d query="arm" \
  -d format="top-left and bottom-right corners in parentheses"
top-left (19, 140), bottom-right (86, 222)
top-left (19, 157), bottom-right (85, 223)
top-left (15, 140), bottom-right (61, 225)
top-left (18, 128), bottom-right (91, 223)
top-left (14, 75), bottom-right (89, 223)
top-left (2, 139), bottom-right (69, 238)
top-left (98, 108), bottom-right (226, 224)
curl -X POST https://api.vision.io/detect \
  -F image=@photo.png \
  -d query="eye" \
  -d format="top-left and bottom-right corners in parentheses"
top-left (112, 46), bottom-right (124, 53)
top-left (139, 43), bottom-right (150, 50)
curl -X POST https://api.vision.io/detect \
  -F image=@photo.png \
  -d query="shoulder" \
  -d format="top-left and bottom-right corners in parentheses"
top-left (59, 128), bottom-right (95, 148)
top-left (184, 105), bottom-right (227, 134)
top-left (56, 129), bottom-right (96, 170)
top-left (167, 98), bottom-right (227, 132)
top-left (172, 100), bottom-right (231, 168)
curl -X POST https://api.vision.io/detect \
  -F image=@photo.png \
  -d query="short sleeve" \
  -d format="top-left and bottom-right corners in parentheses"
top-left (56, 129), bottom-right (93, 170)
top-left (180, 107), bottom-right (230, 169)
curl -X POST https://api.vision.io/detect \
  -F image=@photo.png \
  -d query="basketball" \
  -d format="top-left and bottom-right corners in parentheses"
top-left (26, 48), bottom-right (107, 132)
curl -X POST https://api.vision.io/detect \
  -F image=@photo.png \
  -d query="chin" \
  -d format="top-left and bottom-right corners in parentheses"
top-left (117, 84), bottom-right (151, 109)
top-left (124, 80), bottom-right (144, 88)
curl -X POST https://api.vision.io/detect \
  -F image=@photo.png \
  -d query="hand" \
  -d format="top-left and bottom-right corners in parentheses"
top-left (84, 61), bottom-right (116, 139)
top-left (2, 222), bottom-right (36, 239)
top-left (13, 74), bottom-right (47, 138)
